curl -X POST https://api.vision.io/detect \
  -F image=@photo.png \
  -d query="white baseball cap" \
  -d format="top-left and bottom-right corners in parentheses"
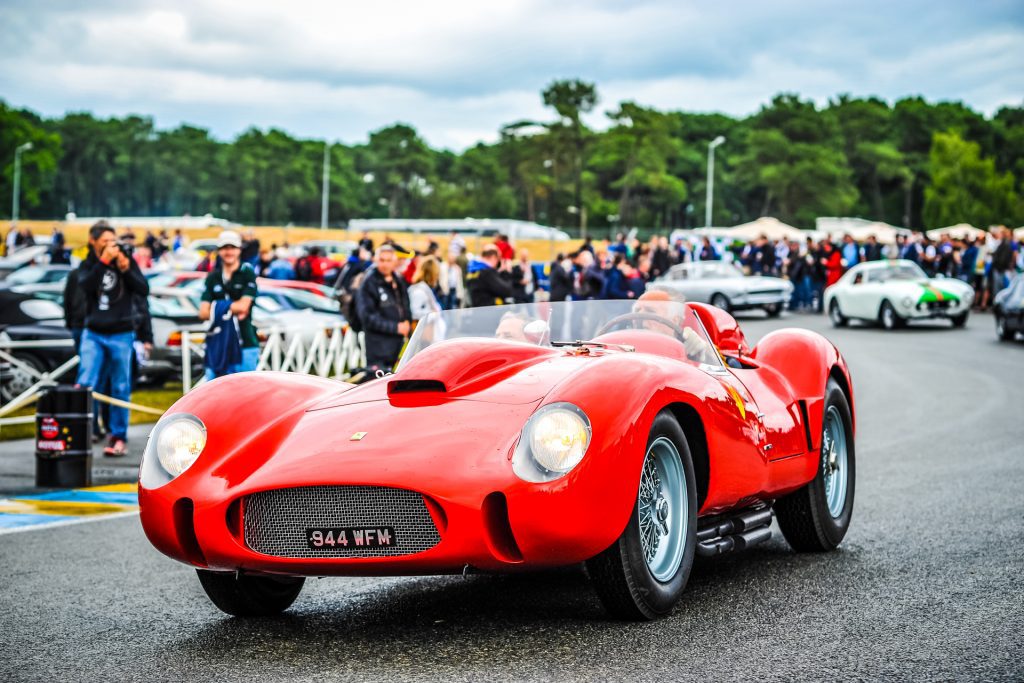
top-left (217, 230), bottom-right (242, 249)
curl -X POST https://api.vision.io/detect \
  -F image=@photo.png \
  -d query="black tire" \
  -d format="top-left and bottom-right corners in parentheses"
top-left (764, 303), bottom-right (783, 318)
top-left (197, 569), bottom-right (305, 617)
top-left (586, 411), bottom-right (697, 620)
top-left (828, 299), bottom-right (848, 328)
top-left (710, 293), bottom-right (731, 312)
top-left (775, 378), bottom-right (855, 552)
top-left (995, 312), bottom-right (1015, 341)
top-left (879, 300), bottom-right (904, 330)
top-left (950, 312), bottom-right (968, 328)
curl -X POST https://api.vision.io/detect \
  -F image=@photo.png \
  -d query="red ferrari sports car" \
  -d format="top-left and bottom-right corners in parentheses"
top-left (139, 296), bottom-right (855, 620)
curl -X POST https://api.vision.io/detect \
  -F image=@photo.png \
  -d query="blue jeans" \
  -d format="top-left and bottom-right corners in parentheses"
top-left (204, 346), bottom-right (260, 381)
top-left (76, 330), bottom-right (134, 441)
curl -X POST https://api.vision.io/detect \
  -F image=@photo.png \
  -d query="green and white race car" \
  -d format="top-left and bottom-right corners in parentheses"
top-left (824, 259), bottom-right (974, 330)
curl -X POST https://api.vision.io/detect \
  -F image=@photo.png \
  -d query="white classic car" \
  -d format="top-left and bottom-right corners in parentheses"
top-left (824, 260), bottom-right (974, 330)
top-left (655, 261), bottom-right (793, 316)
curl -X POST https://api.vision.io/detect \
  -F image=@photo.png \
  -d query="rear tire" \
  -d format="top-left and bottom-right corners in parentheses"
top-left (879, 300), bottom-right (904, 330)
top-left (197, 570), bottom-right (304, 617)
top-left (776, 378), bottom-right (855, 552)
top-left (828, 300), bottom-right (848, 328)
top-left (710, 293), bottom-right (731, 313)
top-left (764, 303), bottom-right (782, 318)
top-left (587, 411), bottom-right (697, 620)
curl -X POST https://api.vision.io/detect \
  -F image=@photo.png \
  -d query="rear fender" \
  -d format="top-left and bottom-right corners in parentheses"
top-left (749, 328), bottom-right (855, 450)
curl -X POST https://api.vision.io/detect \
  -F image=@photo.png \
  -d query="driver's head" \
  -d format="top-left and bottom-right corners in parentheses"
top-left (633, 287), bottom-right (689, 334)
top-left (495, 312), bottom-right (529, 341)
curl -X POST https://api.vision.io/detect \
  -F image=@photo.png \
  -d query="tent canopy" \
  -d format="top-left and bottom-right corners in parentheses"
top-left (926, 223), bottom-right (986, 241)
top-left (726, 217), bottom-right (808, 242)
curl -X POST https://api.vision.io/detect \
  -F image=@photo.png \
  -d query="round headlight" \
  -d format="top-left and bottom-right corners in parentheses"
top-left (902, 296), bottom-right (914, 308)
top-left (529, 406), bottom-right (591, 474)
top-left (156, 415), bottom-right (207, 477)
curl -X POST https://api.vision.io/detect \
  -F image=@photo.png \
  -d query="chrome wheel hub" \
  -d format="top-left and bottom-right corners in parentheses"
top-left (637, 437), bottom-right (687, 582)
top-left (821, 405), bottom-right (849, 518)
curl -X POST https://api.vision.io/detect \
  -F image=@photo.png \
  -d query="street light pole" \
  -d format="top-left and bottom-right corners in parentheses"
top-left (705, 135), bottom-right (725, 228)
top-left (320, 142), bottom-right (331, 229)
top-left (12, 142), bottom-right (33, 227)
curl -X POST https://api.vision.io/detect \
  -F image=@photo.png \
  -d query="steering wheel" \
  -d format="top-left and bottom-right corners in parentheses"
top-left (595, 312), bottom-right (688, 344)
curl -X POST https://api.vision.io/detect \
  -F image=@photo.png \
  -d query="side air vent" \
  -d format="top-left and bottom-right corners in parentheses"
top-left (388, 379), bottom-right (447, 394)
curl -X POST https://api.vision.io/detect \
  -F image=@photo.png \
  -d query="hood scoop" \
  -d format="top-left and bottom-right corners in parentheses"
top-left (388, 379), bottom-right (447, 394)
top-left (390, 339), bottom-right (557, 399)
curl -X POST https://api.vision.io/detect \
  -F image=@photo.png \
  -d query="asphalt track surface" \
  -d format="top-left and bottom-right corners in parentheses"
top-left (2, 311), bottom-right (1022, 682)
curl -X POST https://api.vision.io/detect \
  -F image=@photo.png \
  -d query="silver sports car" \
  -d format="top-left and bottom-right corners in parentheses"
top-left (654, 261), bottom-right (793, 316)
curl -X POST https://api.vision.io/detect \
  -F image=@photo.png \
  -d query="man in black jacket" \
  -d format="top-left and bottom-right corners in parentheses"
top-left (355, 245), bottom-right (411, 373)
top-left (75, 222), bottom-right (149, 456)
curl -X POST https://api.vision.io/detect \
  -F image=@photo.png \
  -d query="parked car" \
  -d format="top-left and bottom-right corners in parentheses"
top-left (0, 245), bottom-right (51, 281)
top-left (0, 264), bottom-right (74, 289)
top-left (824, 260), bottom-right (974, 330)
top-left (139, 299), bottom-right (856, 621)
top-left (655, 261), bottom-right (792, 316)
top-left (0, 290), bottom-right (75, 404)
top-left (993, 272), bottom-right (1024, 341)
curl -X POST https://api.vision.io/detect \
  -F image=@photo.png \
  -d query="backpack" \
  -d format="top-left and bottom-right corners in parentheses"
top-left (295, 256), bottom-right (314, 281)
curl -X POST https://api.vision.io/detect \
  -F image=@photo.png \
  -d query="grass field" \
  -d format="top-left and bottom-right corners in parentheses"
top-left (0, 383), bottom-right (182, 442)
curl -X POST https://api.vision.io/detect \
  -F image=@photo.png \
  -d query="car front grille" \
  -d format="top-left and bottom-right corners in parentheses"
top-left (243, 485), bottom-right (441, 559)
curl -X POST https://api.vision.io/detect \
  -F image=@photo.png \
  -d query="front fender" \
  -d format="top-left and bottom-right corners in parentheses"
top-left (505, 354), bottom-right (732, 559)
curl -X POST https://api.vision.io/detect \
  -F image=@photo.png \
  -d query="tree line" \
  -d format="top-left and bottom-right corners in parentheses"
top-left (2, 81), bottom-right (1022, 234)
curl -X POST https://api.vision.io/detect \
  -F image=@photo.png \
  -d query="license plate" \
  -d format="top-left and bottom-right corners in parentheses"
top-left (306, 527), bottom-right (396, 550)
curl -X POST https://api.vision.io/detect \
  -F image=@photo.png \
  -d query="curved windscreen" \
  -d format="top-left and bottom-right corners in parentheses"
top-left (398, 300), bottom-right (723, 370)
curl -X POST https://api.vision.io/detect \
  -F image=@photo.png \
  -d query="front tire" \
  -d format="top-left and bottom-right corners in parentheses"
top-left (197, 570), bottom-right (305, 617)
top-left (775, 378), bottom-right (855, 552)
top-left (950, 312), bottom-right (968, 328)
top-left (764, 302), bottom-right (783, 318)
top-left (996, 312), bottom-right (1014, 341)
top-left (879, 300), bottom-right (904, 330)
top-left (587, 411), bottom-right (697, 620)
top-left (710, 293), bottom-right (731, 313)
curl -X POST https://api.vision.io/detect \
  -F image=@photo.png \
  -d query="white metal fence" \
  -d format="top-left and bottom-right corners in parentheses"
top-left (1, 323), bottom-right (366, 429)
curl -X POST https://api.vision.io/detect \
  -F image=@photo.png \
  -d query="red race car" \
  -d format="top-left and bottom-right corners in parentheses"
top-left (139, 296), bottom-right (855, 620)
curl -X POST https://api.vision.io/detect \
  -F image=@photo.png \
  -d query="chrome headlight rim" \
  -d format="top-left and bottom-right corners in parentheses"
top-left (141, 413), bottom-right (207, 488)
top-left (512, 402), bottom-right (592, 483)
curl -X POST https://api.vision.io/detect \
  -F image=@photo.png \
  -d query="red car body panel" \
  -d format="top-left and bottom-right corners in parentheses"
top-left (139, 311), bottom-right (854, 578)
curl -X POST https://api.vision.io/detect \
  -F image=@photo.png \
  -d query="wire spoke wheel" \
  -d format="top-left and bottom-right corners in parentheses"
top-left (637, 436), bottom-right (687, 582)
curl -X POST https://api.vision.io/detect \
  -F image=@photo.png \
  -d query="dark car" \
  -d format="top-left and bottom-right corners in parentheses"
top-left (0, 289), bottom-right (77, 403)
top-left (994, 273), bottom-right (1024, 342)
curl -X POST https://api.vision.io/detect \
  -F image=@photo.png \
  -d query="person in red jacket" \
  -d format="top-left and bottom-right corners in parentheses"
top-left (821, 241), bottom-right (844, 287)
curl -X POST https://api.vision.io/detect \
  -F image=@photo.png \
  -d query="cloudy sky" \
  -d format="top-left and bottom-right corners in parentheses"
top-left (1, 0), bottom-right (1021, 149)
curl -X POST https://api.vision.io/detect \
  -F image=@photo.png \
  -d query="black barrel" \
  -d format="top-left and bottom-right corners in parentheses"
top-left (35, 385), bottom-right (93, 488)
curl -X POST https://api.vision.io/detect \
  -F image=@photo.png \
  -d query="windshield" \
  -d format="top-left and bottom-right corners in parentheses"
top-left (699, 263), bottom-right (744, 279)
top-left (6, 266), bottom-right (47, 285)
top-left (268, 287), bottom-right (341, 313)
top-left (870, 262), bottom-right (928, 282)
top-left (398, 300), bottom-right (723, 371)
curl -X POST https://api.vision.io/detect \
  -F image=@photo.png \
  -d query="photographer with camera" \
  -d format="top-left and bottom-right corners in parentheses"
top-left (75, 221), bottom-right (150, 456)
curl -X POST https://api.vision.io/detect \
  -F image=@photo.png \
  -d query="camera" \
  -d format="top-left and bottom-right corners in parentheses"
top-left (117, 241), bottom-right (134, 258)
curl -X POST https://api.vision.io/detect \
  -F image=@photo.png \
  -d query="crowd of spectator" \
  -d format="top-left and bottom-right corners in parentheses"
top-left (4, 220), bottom-right (1023, 410)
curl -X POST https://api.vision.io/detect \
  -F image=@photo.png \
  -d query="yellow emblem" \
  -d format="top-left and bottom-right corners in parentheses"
top-left (723, 384), bottom-right (746, 420)
top-left (350, 432), bottom-right (367, 441)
